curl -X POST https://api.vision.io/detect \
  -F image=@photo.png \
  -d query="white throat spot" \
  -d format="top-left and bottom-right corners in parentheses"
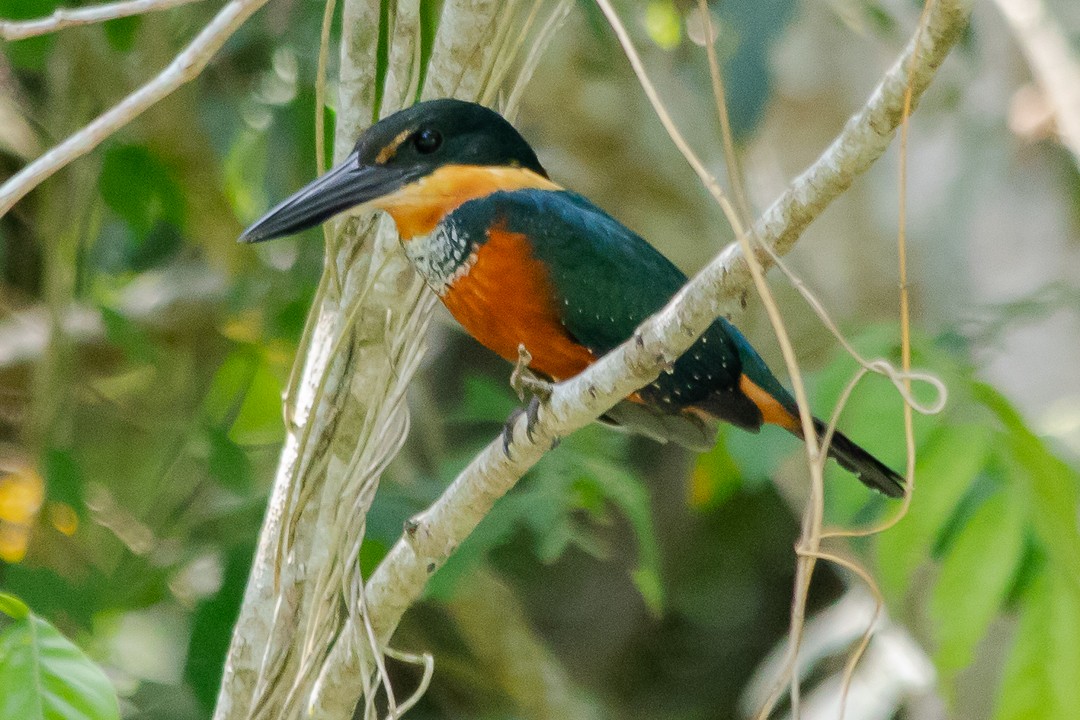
top-left (404, 222), bottom-right (476, 295)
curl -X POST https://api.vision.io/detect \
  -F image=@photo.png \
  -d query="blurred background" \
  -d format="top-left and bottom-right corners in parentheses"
top-left (1, 0), bottom-right (1079, 718)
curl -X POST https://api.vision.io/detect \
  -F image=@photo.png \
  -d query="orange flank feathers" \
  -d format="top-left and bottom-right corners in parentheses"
top-left (738, 374), bottom-right (801, 432)
top-left (441, 226), bottom-right (595, 382)
top-left (375, 165), bottom-right (560, 240)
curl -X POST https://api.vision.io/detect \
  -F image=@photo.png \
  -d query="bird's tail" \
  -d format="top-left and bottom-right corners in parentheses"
top-left (734, 371), bottom-right (905, 497)
top-left (798, 417), bottom-right (905, 498)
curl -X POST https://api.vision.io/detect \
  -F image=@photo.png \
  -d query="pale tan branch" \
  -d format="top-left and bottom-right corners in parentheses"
top-left (352, 0), bottom-right (972, 678)
top-left (0, 0), bottom-right (207, 41)
top-left (0, 0), bottom-right (268, 217)
top-left (995, 0), bottom-right (1080, 169)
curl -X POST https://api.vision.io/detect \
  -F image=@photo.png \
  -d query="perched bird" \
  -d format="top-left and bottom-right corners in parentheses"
top-left (242, 99), bottom-right (903, 497)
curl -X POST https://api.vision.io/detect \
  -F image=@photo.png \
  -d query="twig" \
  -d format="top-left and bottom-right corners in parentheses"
top-left (0, 0), bottom-right (269, 218)
top-left (326, 0), bottom-right (973, 696)
top-left (0, 0), bottom-right (207, 41)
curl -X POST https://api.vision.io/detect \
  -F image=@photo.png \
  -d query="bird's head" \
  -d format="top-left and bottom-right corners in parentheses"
top-left (240, 99), bottom-right (552, 243)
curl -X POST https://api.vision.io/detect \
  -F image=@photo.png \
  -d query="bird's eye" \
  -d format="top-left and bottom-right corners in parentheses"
top-left (413, 128), bottom-right (442, 154)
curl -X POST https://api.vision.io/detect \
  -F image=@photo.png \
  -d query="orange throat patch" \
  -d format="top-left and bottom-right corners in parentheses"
top-left (373, 165), bottom-right (560, 240)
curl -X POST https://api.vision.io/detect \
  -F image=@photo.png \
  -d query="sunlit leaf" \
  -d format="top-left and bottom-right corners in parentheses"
top-left (0, 593), bottom-right (29, 621)
top-left (644, 1), bottom-right (682, 50)
top-left (203, 349), bottom-right (285, 444)
top-left (229, 358), bottom-right (285, 444)
top-left (689, 428), bottom-right (743, 509)
top-left (0, 602), bottom-right (120, 720)
top-left (994, 572), bottom-right (1080, 720)
top-left (876, 423), bottom-right (993, 601)
top-left (931, 488), bottom-right (1025, 684)
top-left (975, 383), bottom-right (1080, 592)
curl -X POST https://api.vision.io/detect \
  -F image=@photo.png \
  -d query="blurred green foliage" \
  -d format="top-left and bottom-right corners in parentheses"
top-left (0, 1), bottom-right (1078, 719)
top-left (0, 592), bottom-right (120, 720)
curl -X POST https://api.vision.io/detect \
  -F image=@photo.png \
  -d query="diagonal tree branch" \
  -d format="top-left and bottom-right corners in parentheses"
top-left (338, 0), bottom-right (973, 688)
top-left (0, 0), bottom-right (269, 217)
top-left (0, 0), bottom-right (207, 41)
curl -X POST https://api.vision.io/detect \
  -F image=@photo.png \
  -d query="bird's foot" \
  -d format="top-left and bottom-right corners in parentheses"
top-left (501, 396), bottom-right (544, 456)
top-left (503, 345), bottom-right (555, 457)
top-left (510, 344), bottom-right (552, 402)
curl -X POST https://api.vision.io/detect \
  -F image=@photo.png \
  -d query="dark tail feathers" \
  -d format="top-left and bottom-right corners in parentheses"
top-left (807, 417), bottom-right (905, 498)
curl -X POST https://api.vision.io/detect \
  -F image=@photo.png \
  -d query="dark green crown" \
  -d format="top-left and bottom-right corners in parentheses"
top-left (357, 99), bottom-right (547, 176)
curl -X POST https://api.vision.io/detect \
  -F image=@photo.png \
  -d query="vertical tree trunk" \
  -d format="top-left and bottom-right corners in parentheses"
top-left (213, 2), bottom-right (563, 717)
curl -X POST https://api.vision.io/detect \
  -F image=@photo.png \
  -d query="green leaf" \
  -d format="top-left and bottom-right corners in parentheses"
top-left (876, 423), bottom-right (993, 601)
top-left (372, 0), bottom-right (392, 121)
top-left (447, 375), bottom-right (518, 424)
top-left (206, 425), bottom-right (253, 492)
top-left (99, 306), bottom-right (156, 364)
top-left (644, 1), bottom-right (682, 50)
top-left (184, 545), bottom-right (254, 713)
top-left (578, 456), bottom-right (665, 615)
top-left (415, 0), bottom-right (443, 101)
top-left (689, 428), bottom-right (743, 509)
top-left (975, 383), bottom-right (1080, 593)
top-left (203, 349), bottom-right (284, 444)
top-left (228, 359), bottom-right (285, 444)
top-left (0, 0), bottom-right (60, 70)
top-left (98, 144), bottom-right (185, 238)
top-left (994, 572), bottom-right (1080, 720)
top-left (223, 129), bottom-right (268, 222)
top-left (931, 489), bottom-right (1025, 684)
top-left (0, 593), bottom-right (29, 620)
top-left (0, 607), bottom-right (120, 720)
top-left (42, 448), bottom-right (86, 519)
top-left (103, 16), bottom-right (141, 52)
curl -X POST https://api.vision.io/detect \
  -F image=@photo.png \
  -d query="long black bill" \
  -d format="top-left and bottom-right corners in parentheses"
top-left (239, 152), bottom-right (410, 243)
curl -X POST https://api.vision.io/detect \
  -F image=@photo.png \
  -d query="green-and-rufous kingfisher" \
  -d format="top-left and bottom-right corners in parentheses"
top-left (242, 99), bottom-right (903, 497)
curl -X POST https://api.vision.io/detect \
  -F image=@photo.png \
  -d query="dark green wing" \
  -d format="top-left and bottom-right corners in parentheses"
top-left (490, 190), bottom-right (689, 352)
top-left (451, 189), bottom-right (796, 441)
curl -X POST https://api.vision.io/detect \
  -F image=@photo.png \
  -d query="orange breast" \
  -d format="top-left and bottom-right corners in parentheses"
top-left (441, 227), bottom-right (595, 381)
